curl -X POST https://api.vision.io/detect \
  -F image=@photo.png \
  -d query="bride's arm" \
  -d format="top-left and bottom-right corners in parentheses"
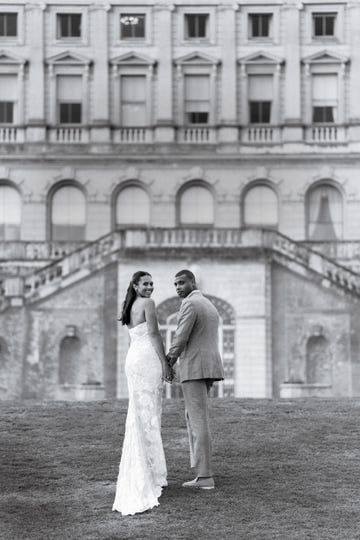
top-left (144, 299), bottom-right (172, 379)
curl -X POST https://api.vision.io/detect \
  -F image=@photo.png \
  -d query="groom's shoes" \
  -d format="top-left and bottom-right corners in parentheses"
top-left (182, 477), bottom-right (215, 490)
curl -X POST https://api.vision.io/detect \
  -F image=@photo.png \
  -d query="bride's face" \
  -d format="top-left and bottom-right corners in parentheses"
top-left (134, 275), bottom-right (154, 298)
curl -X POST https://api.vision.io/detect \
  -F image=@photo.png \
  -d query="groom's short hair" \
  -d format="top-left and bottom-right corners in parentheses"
top-left (175, 269), bottom-right (196, 282)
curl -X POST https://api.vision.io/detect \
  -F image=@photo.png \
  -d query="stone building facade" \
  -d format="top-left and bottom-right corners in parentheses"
top-left (1, 0), bottom-right (360, 400)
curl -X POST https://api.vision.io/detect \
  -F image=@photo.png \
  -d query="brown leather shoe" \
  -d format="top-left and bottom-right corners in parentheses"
top-left (182, 477), bottom-right (215, 490)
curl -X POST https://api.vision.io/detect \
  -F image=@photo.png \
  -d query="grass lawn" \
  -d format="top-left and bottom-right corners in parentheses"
top-left (2, 398), bottom-right (360, 540)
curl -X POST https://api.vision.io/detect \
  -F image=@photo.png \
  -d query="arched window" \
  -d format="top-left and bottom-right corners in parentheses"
top-left (179, 184), bottom-right (214, 226)
top-left (51, 185), bottom-right (86, 241)
top-left (157, 295), bottom-right (235, 399)
top-left (58, 335), bottom-right (82, 385)
top-left (115, 185), bottom-right (150, 227)
top-left (306, 184), bottom-right (342, 241)
top-left (0, 185), bottom-right (21, 240)
top-left (243, 184), bottom-right (278, 227)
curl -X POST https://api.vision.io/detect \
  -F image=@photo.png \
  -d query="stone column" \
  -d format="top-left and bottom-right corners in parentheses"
top-left (90, 4), bottom-right (110, 143)
top-left (282, 1), bottom-right (303, 142)
top-left (218, 4), bottom-right (238, 143)
top-left (154, 4), bottom-right (175, 143)
top-left (26, 3), bottom-right (46, 142)
top-left (239, 63), bottom-right (248, 125)
top-left (338, 63), bottom-right (346, 124)
top-left (348, 1), bottom-right (360, 140)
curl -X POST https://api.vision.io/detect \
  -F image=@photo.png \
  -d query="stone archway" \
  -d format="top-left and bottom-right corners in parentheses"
top-left (58, 335), bottom-right (82, 385)
top-left (156, 295), bottom-right (235, 398)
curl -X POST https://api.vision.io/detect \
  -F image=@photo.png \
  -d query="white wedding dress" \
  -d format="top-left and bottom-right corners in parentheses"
top-left (112, 321), bottom-right (167, 516)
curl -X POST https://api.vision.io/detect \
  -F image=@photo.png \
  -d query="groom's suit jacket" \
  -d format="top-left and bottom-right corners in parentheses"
top-left (168, 290), bottom-right (224, 383)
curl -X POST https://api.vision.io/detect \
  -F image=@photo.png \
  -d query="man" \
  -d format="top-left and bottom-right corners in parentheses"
top-left (166, 269), bottom-right (224, 490)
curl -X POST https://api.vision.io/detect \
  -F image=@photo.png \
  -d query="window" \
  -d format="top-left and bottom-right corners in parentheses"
top-left (51, 185), bottom-right (86, 241)
top-left (313, 13), bottom-right (336, 37)
top-left (116, 186), bottom-right (150, 227)
top-left (0, 185), bottom-right (21, 240)
top-left (249, 14), bottom-right (272, 38)
top-left (120, 14), bottom-right (145, 39)
top-left (59, 336), bottom-right (81, 385)
top-left (0, 102), bottom-right (13, 123)
top-left (0, 13), bottom-right (17, 37)
top-left (121, 76), bottom-right (146, 126)
top-left (307, 184), bottom-right (342, 240)
top-left (184, 14), bottom-right (209, 39)
top-left (57, 14), bottom-right (81, 38)
top-left (244, 185), bottom-right (278, 227)
top-left (184, 75), bottom-right (210, 124)
top-left (57, 75), bottom-right (82, 124)
top-left (248, 75), bottom-right (273, 124)
top-left (312, 74), bottom-right (337, 124)
top-left (179, 185), bottom-right (214, 225)
top-left (0, 75), bottom-right (17, 123)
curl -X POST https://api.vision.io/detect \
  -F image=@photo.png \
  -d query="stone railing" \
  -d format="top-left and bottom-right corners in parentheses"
top-left (2, 228), bottom-right (360, 309)
top-left (241, 126), bottom-right (282, 144)
top-left (177, 127), bottom-right (217, 144)
top-left (48, 127), bottom-right (90, 144)
top-left (0, 127), bottom-right (25, 143)
top-left (0, 241), bottom-right (83, 261)
top-left (112, 127), bottom-right (154, 144)
top-left (305, 125), bottom-right (347, 144)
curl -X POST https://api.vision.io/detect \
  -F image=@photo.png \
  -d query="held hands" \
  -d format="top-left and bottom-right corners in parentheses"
top-left (162, 354), bottom-right (176, 383)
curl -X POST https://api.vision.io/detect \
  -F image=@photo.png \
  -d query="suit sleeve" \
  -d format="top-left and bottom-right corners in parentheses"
top-left (168, 300), bottom-right (197, 361)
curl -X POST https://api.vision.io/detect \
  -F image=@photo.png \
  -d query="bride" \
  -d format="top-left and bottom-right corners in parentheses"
top-left (112, 271), bottom-right (172, 516)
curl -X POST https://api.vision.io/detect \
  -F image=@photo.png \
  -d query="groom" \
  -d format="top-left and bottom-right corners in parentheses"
top-left (166, 269), bottom-right (224, 489)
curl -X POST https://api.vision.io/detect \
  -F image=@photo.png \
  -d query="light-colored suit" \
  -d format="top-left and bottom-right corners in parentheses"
top-left (168, 290), bottom-right (224, 478)
top-left (168, 290), bottom-right (224, 383)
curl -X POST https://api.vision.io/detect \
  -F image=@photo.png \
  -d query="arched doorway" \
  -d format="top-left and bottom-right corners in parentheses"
top-left (306, 335), bottom-right (332, 385)
top-left (156, 295), bottom-right (235, 398)
top-left (58, 335), bottom-right (82, 385)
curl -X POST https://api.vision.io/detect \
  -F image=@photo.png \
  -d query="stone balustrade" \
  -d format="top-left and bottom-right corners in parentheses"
top-left (305, 125), bottom-right (347, 144)
top-left (112, 127), bottom-right (154, 144)
top-left (241, 126), bottom-right (282, 144)
top-left (0, 241), bottom-right (83, 261)
top-left (177, 127), bottom-right (217, 144)
top-left (1, 228), bottom-right (360, 308)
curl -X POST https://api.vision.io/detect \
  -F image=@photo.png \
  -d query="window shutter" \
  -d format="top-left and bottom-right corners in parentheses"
top-left (0, 75), bottom-right (17, 101)
top-left (248, 75), bottom-right (273, 100)
top-left (185, 75), bottom-right (210, 112)
top-left (312, 74), bottom-right (338, 105)
top-left (57, 75), bottom-right (82, 101)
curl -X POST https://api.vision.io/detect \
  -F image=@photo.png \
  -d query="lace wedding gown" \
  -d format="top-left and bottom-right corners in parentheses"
top-left (112, 321), bottom-right (167, 516)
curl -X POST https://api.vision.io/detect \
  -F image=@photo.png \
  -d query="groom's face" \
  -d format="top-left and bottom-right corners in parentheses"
top-left (174, 274), bottom-right (195, 299)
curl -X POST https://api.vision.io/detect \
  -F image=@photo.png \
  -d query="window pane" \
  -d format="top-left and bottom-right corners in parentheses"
top-left (0, 13), bottom-right (17, 37)
top-left (121, 104), bottom-right (146, 126)
top-left (71, 14), bottom-right (81, 37)
top-left (121, 76), bottom-right (146, 101)
top-left (180, 186), bottom-right (214, 225)
top-left (59, 103), bottom-right (82, 124)
top-left (0, 74), bottom-right (17, 101)
top-left (313, 106), bottom-right (334, 123)
top-left (308, 185), bottom-right (342, 240)
top-left (186, 112), bottom-right (208, 124)
top-left (244, 185), bottom-right (278, 226)
top-left (249, 101), bottom-right (271, 123)
top-left (0, 186), bottom-right (21, 239)
top-left (57, 14), bottom-right (81, 38)
top-left (0, 102), bottom-right (13, 123)
top-left (120, 14), bottom-right (145, 39)
top-left (116, 187), bottom-right (150, 225)
top-left (52, 186), bottom-right (85, 241)
top-left (185, 14), bottom-right (208, 39)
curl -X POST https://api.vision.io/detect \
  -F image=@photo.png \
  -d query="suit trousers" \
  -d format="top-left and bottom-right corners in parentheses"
top-left (181, 379), bottom-right (213, 478)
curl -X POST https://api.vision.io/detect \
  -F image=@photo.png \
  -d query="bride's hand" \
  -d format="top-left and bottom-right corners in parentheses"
top-left (162, 364), bottom-right (173, 383)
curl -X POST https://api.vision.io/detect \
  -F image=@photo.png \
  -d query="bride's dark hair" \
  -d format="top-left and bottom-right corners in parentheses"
top-left (119, 271), bottom-right (151, 326)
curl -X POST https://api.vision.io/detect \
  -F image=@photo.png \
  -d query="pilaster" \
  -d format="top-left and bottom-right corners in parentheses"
top-left (26, 3), bottom-right (46, 142)
top-left (348, 2), bottom-right (360, 139)
top-left (154, 4), bottom-right (175, 143)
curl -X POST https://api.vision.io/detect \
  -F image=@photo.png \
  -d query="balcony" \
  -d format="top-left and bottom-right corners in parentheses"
top-left (241, 125), bottom-right (282, 144)
top-left (112, 127), bottom-right (154, 144)
top-left (305, 125), bottom-right (347, 144)
top-left (48, 126), bottom-right (90, 144)
top-left (0, 126), bottom-right (25, 144)
top-left (177, 126), bottom-right (217, 144)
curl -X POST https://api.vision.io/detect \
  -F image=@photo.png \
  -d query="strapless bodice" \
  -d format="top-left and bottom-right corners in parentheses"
top-left (128, 321), bottom-right (148, 340)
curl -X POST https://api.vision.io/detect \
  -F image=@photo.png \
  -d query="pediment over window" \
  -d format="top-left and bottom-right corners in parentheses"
top-left (46, 51), bottom-right (92, 66)
top-left (110, 52), bottom-right (156, 66)
top-left (302, 50), bottom-right (350, 65)
top-left (0, 50), bottom-right (27, 65)
top-left (238, 51), bottom-right (284, 65)
top-left (174, 51), bottom-right (221, 66)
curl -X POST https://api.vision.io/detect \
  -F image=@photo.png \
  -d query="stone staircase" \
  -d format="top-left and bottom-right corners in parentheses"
top-left (1, 227), bottom-right (360, 311)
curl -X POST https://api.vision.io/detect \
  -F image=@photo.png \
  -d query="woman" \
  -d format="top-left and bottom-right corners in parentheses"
top-left (112, 271), bottom-right (172, 516)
